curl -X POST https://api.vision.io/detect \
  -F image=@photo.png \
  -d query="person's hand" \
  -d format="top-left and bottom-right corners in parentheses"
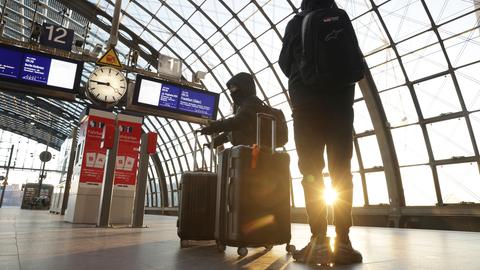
top-left (199, 125), bottom-right (214, 135)
top-left (213, 136), bottom-right (224, 148)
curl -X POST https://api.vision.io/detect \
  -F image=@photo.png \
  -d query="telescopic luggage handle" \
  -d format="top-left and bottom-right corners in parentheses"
top-left (193, 130), bottom-right (215, 172)
top-left (256, 113), bottom-right (276, 153)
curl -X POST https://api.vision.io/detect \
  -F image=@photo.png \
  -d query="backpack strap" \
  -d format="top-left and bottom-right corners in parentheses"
top-left (300, 11), bottom-right (318, 54)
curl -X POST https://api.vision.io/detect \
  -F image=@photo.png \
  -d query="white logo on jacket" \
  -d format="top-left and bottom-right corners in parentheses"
top-left (325, 29), bottom-right (344, 42)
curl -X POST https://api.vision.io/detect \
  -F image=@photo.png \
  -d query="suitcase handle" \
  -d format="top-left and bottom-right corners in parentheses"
top-left (193, 130), bottom-right (215, 172)
top-left (256, 113), bottom-right (276, 153)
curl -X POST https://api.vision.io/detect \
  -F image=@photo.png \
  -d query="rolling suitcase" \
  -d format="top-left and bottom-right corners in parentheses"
top-left (215, 113), bottom-right (296, 256)
top-left (177, 131), bottom-right (217, 248)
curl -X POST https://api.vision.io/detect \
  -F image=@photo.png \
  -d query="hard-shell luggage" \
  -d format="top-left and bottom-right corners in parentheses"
top-left (177, 132), bottom-right (217, 247)
top-left (215, 113), bottom-right (295, 256)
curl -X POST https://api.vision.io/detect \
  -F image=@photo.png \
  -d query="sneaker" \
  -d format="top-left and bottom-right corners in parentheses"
top-left (333, 239), bottom-right (363, 265)
top-left (292, 238), bottom-right (331, 265)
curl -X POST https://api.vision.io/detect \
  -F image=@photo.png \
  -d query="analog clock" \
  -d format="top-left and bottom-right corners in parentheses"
top-left (87, 66), bottom-right (127, 104)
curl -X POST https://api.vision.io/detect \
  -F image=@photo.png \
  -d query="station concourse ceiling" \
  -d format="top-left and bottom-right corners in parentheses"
top-left (0, 0), bottom-right (479, 208)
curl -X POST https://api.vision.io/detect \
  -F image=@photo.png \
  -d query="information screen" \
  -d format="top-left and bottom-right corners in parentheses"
top-left (0, 44), bottom-right (83, 92)
top-left (133, 75), bottom-right (219, 121)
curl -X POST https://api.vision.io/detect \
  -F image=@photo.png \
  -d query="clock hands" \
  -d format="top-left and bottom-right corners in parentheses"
top-left (90, 79), bottom-right (123, 94)
top-left (90, 79), bottom-right (111, 86)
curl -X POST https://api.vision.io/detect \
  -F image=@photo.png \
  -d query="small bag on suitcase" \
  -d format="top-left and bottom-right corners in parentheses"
top-left (177, 131), bottom-right (217, 247)
top-left (215, 113), bottom-right (296, 256)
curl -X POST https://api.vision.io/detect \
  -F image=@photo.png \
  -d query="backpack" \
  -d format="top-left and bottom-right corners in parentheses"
top-left (260, 103), bottom-right (288, 148)
top-left (298, 8), bottom-right (365, 85)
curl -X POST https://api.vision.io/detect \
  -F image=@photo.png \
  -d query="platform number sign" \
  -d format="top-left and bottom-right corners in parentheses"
top-left (39, 23), bottom-right (75, 51)
top-left (158, 54), bottom-right (183, 79)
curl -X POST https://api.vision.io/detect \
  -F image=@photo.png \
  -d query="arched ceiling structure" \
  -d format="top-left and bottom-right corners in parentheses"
top-left (0, 0), bottom-right (479, 210)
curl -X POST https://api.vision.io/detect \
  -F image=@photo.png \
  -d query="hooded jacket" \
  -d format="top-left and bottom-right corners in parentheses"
top-left (205, 72), bottom-right (264, 146)
top-left (279, 0), bottom-right (337, 107)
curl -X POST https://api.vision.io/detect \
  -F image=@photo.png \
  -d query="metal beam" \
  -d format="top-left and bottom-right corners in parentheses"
top-left (358, 68), bottom-right (405, 225)
top-left (56, 0), bottom-right (159, 69)
top-left (97, 123), bottom-right (119, 227)
top-left (61, 127), bottom-right (78, 215)
top-left (132, 133), bottom-right (149, 227)
top-left (151, 154), bottom-right (168, 208)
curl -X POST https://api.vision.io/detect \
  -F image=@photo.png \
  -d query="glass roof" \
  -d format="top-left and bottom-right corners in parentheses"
top-left (0, 0), bottom-right (479, 208)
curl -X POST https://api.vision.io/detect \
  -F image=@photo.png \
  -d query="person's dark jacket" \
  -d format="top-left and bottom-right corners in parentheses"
top-left (201, 73), bottom-right (263, 147)
top-left (279, 0), bottom-right (337, 108)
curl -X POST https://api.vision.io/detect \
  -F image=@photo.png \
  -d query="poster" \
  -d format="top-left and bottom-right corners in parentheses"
top-left (79, 115), bottom-right (114, 184)
top-left (114, 120), bottom-right (142, 186)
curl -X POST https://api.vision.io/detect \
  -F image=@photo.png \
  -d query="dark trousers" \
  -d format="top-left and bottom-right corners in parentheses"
top-left (292, 84), bottom-right (355, 241)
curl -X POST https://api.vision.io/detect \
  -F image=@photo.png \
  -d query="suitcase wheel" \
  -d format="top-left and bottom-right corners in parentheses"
top-left (180, 240), bottom-right (189, 248)
top-left (237, 247), bottom-right (248, 257)
top-left (216, 243), bottom-right (226, 252)
top-left (264, 245), bottom-right (273, 251)
top-left (286, 244), bottom-right (296, 254)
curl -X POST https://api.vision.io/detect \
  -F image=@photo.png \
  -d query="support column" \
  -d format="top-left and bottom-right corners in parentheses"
top-left (108, 0), bottom-right (122, 48)
top-left (132, 133), bottom-right (149, 227)
top-left (97, 123), bottom-right (120, 227)
top-left (0, 144), bottom-right (14, 208)
top-left (358, 67), bottom-right (405, 227)
top-left (61, 127), bottom-right (78, 215)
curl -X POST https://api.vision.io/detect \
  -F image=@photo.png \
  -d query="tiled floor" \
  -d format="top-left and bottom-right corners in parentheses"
top-left (1, 207), bottom-right (479, 270)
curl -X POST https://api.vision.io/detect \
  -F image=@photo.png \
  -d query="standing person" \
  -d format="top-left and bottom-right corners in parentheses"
top-left (279, 0), bottom-right (364, 265)
top-left (200, 72), bottom-right (263, 147)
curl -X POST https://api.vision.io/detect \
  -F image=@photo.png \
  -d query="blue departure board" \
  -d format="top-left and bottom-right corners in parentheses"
top-left (0, 47), bottom-right (22, 79)
top-left (0, 43), bottom-right (83, 93)
top-left (21, 54), bottom-right (51, 84)
top-left (159, 84), bottom-right (181, 109)
top-left (133, 74), bottom-right (219, 121)
top-left (178, 90), bottom-right (216, 118)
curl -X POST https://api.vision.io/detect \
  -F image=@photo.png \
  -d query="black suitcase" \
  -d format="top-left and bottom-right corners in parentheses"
top-left (215, 113), bottom-right (295, 256)
top-left (177, 133), bottom-right (217, 247)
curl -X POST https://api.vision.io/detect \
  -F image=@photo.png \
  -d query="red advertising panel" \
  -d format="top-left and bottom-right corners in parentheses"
top-left (114, 119), bottom-right (142, 186)
top-left (147, 132), bottom-right (158, 154)
top-left (79, 115), bottom-right (115, 184)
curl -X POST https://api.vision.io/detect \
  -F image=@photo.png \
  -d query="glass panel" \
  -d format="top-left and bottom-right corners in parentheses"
top-left (391, 125), bottom-right (429, 166)
top-left (369, 57), bottom-right (405, 91)
top-left (240, 42), bottom-right (269, 73)
top-left (292, 178), bottom-right (305, 207)
top-left (379, 0), bottom-right (431, 42)
top-left (402, 43), bottom-right (449, 82)
top-left (256, 29), bottom-right (283, 64)
top-left (337, 1), bottom-right (372, 18)
top-left (438, 163), bottom-right (480, 203)
top-left (401, 166), bottom-right (437, 206)
top-left (424, 0), bottom-right (475, 25)
top-left (414, 75), bottom-right (462, 118)
top-left (380, 86), bottom-right (418, 127)
top-left (438, 10), bottom-right (479, 40)
top-left (357, 136), bottom-right (383, 169)
top-left (352, 173), bottom-right (365, 207)
top-left (444, 27), bottom-right (480, 68)
top-left (353, 100), bottom-right (374, 133)
top-left (427, 118), bottom-right (475, 160)
top-left (289, 150), bottom-right (301, 180)
top-left (255, 68), bottom-right (283, 98)
top-left (260, 0), bottom-right (294, 24)
top-left (471, 112), bottom-right (480, 149)
top-left (365, 171), bottom-right (390, 205)
top-left (238, 3), bottom-right (271, 38)
top-left (222, 19), bottom-right (251, 49)
top-left (353, 11), bottom-right (389, 55)
top-left (456, 62), bottom-right (480, 111)
top-left (200, 0), bottom-right (232, 27)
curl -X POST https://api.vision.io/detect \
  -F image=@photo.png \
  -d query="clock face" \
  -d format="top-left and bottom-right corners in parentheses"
top-left (87, 66), bottom-right (127, 104)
